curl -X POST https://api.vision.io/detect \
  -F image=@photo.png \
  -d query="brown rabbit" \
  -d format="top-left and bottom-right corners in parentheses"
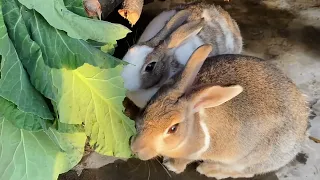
top-left (130, 45), bottom-right (309, 179)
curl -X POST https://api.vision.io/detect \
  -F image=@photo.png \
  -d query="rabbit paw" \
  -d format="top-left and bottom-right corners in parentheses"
top-left (205, 173), bottom-right (230, 180)
top-left (196, 163), bottom-right (222, 174)
top-left (204, 172), bottom-right (254, 180)
top-left (197, 163), bottom-right (254, 179)
top-left (163, 161), bottom-right (184, 174)
top-left (163, 158), bottom-right (190, 174)
top-left (196, 166), bottom-right (231, 180)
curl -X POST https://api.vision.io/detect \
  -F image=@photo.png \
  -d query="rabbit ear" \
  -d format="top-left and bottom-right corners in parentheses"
top-left (138, 10), bottom-right (176, 43)
top-left (145, 9), bottom-right (191, 47)
top-left (166, 19), bottom-right (205, 49)
top-left (190, 85), bottom-right (243, 113)
top-left (172, 44), bottom-right (212, 98)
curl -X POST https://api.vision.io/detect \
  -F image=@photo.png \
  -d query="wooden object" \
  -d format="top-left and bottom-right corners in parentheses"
top-left (118, 0), bottom-right (144, 26)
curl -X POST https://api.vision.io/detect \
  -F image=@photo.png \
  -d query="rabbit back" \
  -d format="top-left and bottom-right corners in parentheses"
top-left (172, 3), bottom-right (242, 68)
top-left (184, 3), bottom-right (242, 55)
top-left (192, 55), bottom-right (308, 172)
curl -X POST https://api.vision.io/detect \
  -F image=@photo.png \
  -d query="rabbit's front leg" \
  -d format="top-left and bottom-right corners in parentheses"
top-left (196, 161), bottom-right (254, 179)
top-left (163, 157), bottom-right (192, 174)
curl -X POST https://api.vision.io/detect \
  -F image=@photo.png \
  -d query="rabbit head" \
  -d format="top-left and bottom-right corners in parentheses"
top-left (130, 45), bottom-right (243, 160)
top-left (122, 10), bottom-right (205, 92)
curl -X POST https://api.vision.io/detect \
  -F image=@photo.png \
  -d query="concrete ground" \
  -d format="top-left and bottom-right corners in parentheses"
top-left (59, 0), bottom-right (320, 179)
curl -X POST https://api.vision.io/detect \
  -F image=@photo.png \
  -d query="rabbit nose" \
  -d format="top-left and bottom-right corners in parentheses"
top-left (131, 144), bottom-right (138, 154)
top-left (130, 136), bottom-right (140, 153)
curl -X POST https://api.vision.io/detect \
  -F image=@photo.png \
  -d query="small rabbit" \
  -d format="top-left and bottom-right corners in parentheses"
top-left (121, 2), bottom-right (242, 108)
top-left (130, 45), bottom-right (309, 179)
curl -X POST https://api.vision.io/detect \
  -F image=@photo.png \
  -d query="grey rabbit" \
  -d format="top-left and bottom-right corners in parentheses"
top-left (122, 2), bottom-right (242, 108)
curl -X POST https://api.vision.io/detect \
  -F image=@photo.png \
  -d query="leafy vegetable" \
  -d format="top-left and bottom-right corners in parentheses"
top-left (4, 1), bottom-right (121, 70)
top-left (0, 7), bottom-right (52, 120)
top-left (0, 97), bottom-right (45, 131)
top-left (0, 116), bottom-right (87, 180)
top-left (18, 0), bottom-right (131, 43)
top-left (0, 0), bottom-right (136, 179)
top-left (56, 64), bottom-right (136, 157)
top-left (2, 0), bottom-right (135, 157)
top-left (64, 0), bottom-right (87, 17)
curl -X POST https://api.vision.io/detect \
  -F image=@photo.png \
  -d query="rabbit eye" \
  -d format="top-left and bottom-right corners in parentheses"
top-left (145, 62), bottom-right (156, 72)
top-left (167, 123), bottom-right (179, 134)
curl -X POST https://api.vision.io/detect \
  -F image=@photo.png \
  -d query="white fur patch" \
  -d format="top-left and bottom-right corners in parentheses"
top-left (121, 45), bottom-right (154, 91)
top-left (202, 9), bottom-right (235, 54)
top-left (196, 165), bottom-right (206, 174)
top-left (174, 35), bottom-right (204, 65)
top-left (202, 9), bottom-right (214, 22)
top-left (189, 109), bottom-right (210, 159)
top-left (201, 9), bottom-right (222, 52)
top-left (201, 9), bottom-right (216, 28)
top-left (219, 19), bottom-right (234, 53)
top-left (126, 87), bottom-right (160, 108)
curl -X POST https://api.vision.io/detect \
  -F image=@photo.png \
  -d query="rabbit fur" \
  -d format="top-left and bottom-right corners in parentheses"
top-left (122, 2), bottom-right (242, 108)
top-left (130, 45), bottom-right (309, 179)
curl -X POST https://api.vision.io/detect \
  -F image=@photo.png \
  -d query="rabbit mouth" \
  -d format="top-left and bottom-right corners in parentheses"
top-left (155, 75), bottom-right (171, 89)
top-left (144, 74), bottom-right (164, 89)
top-left (135, 149), bottom-right (158, 161)
top-left (154, 76), bottom-right (166, 88)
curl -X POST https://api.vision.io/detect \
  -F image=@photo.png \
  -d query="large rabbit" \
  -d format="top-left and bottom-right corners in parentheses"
top-left (130, 45), bottom-right (309, 179)
top-left (121, 2), bottom-right (242, 108)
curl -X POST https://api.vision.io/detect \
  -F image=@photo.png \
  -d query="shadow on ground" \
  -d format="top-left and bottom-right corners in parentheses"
top-left (59, 158), bottom-right (279, 180)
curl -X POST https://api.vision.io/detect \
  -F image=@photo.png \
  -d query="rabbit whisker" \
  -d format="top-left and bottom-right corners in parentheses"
top-left (146, 161), bottom-right (151, 180)
top-left (156, 157), bottom-right (172, 178)
top-left (129, 161), bottom-right (143, 173)
top-left (150, 159), bottom-right (157, 172)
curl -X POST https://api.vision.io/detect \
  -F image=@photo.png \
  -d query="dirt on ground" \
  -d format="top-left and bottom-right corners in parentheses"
top-left (59, 0), bottom-right (320, 180)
